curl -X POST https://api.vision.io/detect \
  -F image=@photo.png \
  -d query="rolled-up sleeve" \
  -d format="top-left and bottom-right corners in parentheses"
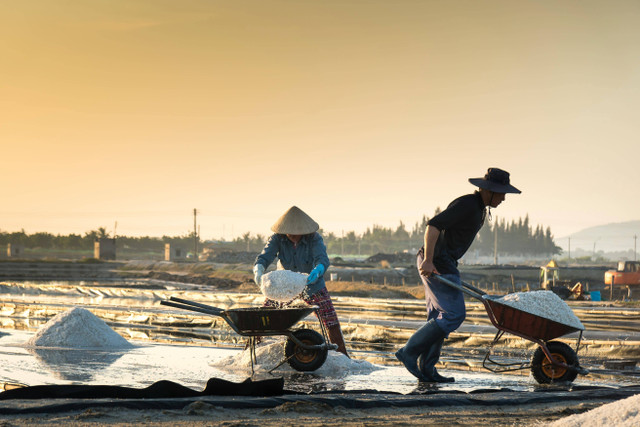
top-left (310, 233), bottom-right (330, 271)
top-left (255, 234), bottom-right (279, 268)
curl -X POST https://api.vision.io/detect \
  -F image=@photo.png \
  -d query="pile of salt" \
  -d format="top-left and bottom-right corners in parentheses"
top-left (25, 307), bottom-right (133, 349)
top-left (260, 270), bottom-right (308, 302)
top-left (488, 290), bottom-right (584, 330)
top-left (211, 341), bottom-right (380, 375)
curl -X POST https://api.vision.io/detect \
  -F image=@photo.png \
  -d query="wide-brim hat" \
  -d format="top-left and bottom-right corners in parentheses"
top-left (469, 168), bottom-right (521, 194)
top-left (271, 206), bottom-right (319, 234)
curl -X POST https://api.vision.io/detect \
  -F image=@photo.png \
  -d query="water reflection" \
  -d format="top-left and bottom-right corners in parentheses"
top-left (27, 347), bottom-right (130, 382)
top-left (284, 372), bottom-right (346, 393)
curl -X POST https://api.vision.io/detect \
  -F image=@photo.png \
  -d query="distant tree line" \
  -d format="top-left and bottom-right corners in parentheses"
top-left (1, 212), bottom-right (562, 258)
top-left (0, 228), bottom-right (196, 254)
top-left (470, 215), bottom-right (562, 257)
top-left (231, 212), bottom-right (562, 257)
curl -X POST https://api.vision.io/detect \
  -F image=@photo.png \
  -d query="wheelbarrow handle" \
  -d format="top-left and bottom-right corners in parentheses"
top-left (161, 298), bottom-right (225, 317)
top-left (461, 279), bottom-right (488, 297)
top-left (168, 296), bottom-right (225, 315)
top-left (433, 275), bottom-right (487, 301)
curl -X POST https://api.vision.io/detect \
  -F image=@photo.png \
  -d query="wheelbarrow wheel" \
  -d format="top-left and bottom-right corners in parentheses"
top-left (531, 341), bottom-right (579, 384)
top-left (285, 328), bottom-right (328, 372)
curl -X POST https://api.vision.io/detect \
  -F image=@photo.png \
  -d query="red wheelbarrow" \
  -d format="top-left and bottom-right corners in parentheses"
top-left (435, 276), bottom-right (589, 384)
top-left (160, 296), bottom-right (337, 374)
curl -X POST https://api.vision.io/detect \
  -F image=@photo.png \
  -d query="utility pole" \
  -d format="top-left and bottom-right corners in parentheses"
top-left (193, 208), bottom-right (198, 262)
top-left (635, 235), bottom-right (638, 262)
top-left (568, 237), bottom-right (571, 262)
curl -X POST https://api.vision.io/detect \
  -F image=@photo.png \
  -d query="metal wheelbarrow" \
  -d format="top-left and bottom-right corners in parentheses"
top-left (160, 296), bottom-right (337, 374)
top-left (435, 276), bottom-right (589, 384)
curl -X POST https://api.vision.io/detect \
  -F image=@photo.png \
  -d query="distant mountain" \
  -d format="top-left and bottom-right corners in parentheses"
top-left (558, 220), bottom-right (640, 254)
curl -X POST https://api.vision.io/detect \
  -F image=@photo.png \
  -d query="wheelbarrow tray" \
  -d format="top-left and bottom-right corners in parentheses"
top-left (482, 297), bottom-right (583, 342)
top-left (224, 306), bottom-right (315, 334)
top-left (160, 297), bottom-right (315, 334)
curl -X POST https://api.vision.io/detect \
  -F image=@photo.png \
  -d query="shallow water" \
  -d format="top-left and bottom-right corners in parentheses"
top-left (0, 328), bottom-right (603, 394)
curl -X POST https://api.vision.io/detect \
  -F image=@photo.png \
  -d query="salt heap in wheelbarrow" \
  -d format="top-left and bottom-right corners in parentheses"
top-left (260, 270), bottom-right (308, 302)
top-left (489, 290), bottom-right (584, 330)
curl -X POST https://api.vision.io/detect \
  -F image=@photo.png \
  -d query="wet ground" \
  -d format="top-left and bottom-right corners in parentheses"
top-left (1, 279), bottom-right (639, 395)
top-left (1, 328), bottom-right (555, 395)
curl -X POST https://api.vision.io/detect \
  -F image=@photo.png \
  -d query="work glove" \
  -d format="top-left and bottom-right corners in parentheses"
top-left (253, 264), bottom-right (265, 285)
top-left (307, 264), bottom-right (325, 285)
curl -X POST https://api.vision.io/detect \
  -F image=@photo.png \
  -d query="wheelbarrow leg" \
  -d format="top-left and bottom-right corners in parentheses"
top-left (248, 336), bottom-right (257, 377)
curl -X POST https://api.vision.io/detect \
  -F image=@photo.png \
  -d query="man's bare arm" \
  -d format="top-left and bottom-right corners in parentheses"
top-left (419, 225), bottom-right (441, 276)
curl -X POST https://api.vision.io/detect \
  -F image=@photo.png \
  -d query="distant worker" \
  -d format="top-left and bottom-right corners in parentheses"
top-left (396, 168), bottom-right (521, 382)
top-left (253, 206), bottom-right (349, 357)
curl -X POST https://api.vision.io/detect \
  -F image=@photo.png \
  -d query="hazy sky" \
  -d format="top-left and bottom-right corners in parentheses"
top-left (1, 1), bottom-right (639, 251)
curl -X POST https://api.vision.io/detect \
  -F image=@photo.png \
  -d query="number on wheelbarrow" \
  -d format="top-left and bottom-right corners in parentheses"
top-left (530, 341), bottom-right (579, 384)
top-left (285, 329), bottom-right (328, 372)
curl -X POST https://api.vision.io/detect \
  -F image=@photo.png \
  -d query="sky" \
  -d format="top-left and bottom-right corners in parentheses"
top-left (1, 0), bottom-right (639, 251)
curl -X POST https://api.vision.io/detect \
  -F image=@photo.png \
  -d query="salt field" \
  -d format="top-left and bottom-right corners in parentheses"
top-left (1, 279), bottom-right (639, 395)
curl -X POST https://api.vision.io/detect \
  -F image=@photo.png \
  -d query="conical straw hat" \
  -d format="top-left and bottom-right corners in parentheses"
top-left (271, 206), bottom-right (319, 234)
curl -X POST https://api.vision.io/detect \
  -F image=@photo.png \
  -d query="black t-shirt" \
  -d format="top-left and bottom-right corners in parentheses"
top-left (427, 192), bottom-right (486, 274)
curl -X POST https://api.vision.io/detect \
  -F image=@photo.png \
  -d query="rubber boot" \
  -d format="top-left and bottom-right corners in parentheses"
top-left (395, 319), bottom-right (445, 381)
top-left (418, 337), bottom-right (455, 383)
top-left (327, 324), bottom-right (350, 358)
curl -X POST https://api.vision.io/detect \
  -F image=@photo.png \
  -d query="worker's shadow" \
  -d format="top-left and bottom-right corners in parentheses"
top-left (26, 347), bottom-right (130, 382)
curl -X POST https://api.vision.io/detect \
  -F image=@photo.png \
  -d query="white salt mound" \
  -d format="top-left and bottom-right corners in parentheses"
top-left (551, 392), bottom-right (640, 427)
top-left (211, 341), bottom-right (380, 375)
top-left (260, 270), bottom-right (308, 302)
top-left (26, 307), bottom-right (133, 349)
top-left (488, 290), bottom-right (584, 330)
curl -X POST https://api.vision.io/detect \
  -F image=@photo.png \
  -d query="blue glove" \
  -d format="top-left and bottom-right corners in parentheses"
top-left (307, 264), bottom-right (325, 285)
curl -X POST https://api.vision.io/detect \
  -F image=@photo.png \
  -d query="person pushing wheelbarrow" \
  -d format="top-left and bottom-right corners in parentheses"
top-left (396, 168), bottom-right (521, 382)
top-left (253, 206), bottom-right (350, 357)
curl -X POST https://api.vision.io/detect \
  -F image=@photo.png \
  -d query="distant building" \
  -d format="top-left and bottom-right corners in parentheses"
top-left (7, 243), bottom-right (24, 258)
top-left (94, 238), bottom-right (116, 260)
top-left (164, 243), bottom-right (186, 261)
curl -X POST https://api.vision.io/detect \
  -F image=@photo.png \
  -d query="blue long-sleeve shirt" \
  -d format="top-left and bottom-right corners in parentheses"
top-left (255, 233), bottom-right (330, 296)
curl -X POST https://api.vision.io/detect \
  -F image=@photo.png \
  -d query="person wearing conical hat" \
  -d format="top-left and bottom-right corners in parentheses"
top-left (253, 206), bottom-right (349, 357)
top-left (396, 168), bottom-right (521, 383)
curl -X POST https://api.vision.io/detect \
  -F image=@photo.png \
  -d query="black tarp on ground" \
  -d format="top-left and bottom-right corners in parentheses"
top-left (0, 377), bottom-right (285, 400)
top-left (0, 384), bottom-right (639, 416)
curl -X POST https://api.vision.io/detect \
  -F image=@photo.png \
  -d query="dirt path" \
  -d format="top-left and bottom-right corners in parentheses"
top-left (0, 399), bottom-right (611, 426)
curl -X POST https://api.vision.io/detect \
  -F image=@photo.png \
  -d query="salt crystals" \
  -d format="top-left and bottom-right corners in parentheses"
top-left (211, 340), bottom-right (380, 375)
top-left (260, 270), bottom-right (308, 302)
top-left (25, 307), bottom-right (133, 349)
top-left (488, 290), bottom-right (585, 330)
top-left (551, 392), bottom-right (640, 426)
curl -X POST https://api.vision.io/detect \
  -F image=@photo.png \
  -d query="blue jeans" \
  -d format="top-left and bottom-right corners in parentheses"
top-left (417, 251), bottom-right (466, 335)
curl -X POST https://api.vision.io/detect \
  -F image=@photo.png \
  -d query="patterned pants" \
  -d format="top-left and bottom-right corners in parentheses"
top-left (263, 287), bottom-right (340, 328)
